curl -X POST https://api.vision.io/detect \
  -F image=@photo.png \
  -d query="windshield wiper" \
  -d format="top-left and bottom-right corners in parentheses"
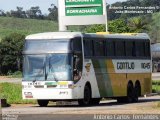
top-left (52, 73), bottom-right (58, 82)
top-left (47, 56), bottom-right (58, 82)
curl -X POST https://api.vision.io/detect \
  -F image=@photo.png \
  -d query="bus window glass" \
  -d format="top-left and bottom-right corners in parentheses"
top-left (84, 40), bottom-right (93, 56)
top-left (72, 37), bottom-right (82, 52)
top-left (136, 41), bottom-right (145, 57)
top-left (73, 53), bottom-right (83, 81)
top-left (126, 41), bottom-right (136, 57)
top-left (144, 42), bottom-right (150, 57)
top-left (94, 40), bottom-right (104, 56)
top-left (115, 41), bottom-right (125, 56)
top-left (106, 40), bottom-right (115, 56)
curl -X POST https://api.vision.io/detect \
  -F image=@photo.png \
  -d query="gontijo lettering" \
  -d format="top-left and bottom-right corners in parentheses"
top-left (117, 62), bottom-right (135, 70)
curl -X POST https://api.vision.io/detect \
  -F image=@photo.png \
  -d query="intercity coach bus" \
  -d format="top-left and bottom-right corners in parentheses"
top-left (22, 32), bottom-right (152, 106)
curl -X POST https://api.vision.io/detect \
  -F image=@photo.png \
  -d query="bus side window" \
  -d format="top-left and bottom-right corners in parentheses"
top-left (136, 41), bottom-right (145, 57)
top-left (72, 37), bottom-right (83, 81)
top-left (73, 37), bottom-right (82, 52)
top-left (144, 41), bottom-right (150, 57)
top-left (94, 40), bottom-right (105, 56)
top-left (73, 53), bottom-right (82, 81)
top-left (106, 40), bottom-right (115, 57)
top-left (84, 39), bottom-right (93, 57)
top-left (115, 41), bottom-right (125, 57)
top-left (126, 41), bottom-right (136, 57)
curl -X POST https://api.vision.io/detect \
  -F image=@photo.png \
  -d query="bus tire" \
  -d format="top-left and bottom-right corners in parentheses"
top-left (117, 97), bottom-right (125, 103)
top-left (127, 82), bottom-right (134, 103)
top-left (37, 100), bottom-right (49, 107)
top-left (91, 98), bottom-right (101, 105)
top-left (134, 82), bottom-right (141, 102)
top-left (78, 85), bottom-right (91, 106)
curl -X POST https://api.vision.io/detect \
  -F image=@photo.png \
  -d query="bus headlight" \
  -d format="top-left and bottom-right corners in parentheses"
top-left (68, 84), bottom-right (76, 89)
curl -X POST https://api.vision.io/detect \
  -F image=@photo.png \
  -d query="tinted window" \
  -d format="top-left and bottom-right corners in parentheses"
top-left (94, 40), bottom-right (104, 56)
top-left (125, 41), bottom-right (136, 57)
top-left (115, 41), bottom-right (125, 56)
top-left (136, 41), bottom-right (145, 57)
top-left (73, 37), bottom-right (82, 51)
top-left (84, 39), bottom-right (93, 56)
top-left (106, 40), bottom-right (115, 56)
top-left (144, 41), bottom-right (150, 57)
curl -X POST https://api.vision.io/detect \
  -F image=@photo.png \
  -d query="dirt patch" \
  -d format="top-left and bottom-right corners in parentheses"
top-left (0, 76), bottom-right (12, 81)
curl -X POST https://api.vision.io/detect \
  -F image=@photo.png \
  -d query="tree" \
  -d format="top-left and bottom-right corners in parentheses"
top-left (84, 19), bottom-right (130, 33)
top-left (10, 7), bottom-right (26, 18)
top-left (0, 33), bottom-right (25, 74)
top-left (0, 10), bottom-right (6, 16)
top-left (26, 6), bottom-right (42, 19)
top-left (128, 17), bottom-right (149, 33)
top-left (108, 19), bottom-right (130, 33)
top-left (84, 24), bottom-right (105, 33)
top-left (48, 4), bottom-right (58, 21)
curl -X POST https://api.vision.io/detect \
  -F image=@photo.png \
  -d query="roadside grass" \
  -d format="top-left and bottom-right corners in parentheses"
top-left (0, 83), bottom-right (36, 104)
top-left (152, 81), bottom-right (160, 108)
top-left (152, 85), bottom-right (160, 93)
top-left (7, 71), bottom-right (22, 78)
top-left (152, 81), bottom-right (160, 93)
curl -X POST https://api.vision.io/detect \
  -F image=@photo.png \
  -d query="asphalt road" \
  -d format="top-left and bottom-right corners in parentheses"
top-left (2, 96), bottom-right (160, 120)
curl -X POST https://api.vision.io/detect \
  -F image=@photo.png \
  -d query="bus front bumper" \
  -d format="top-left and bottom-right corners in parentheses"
top-left (22, 88), bottom-right (78, 100)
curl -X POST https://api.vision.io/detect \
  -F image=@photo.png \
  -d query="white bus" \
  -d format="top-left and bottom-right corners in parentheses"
top-left (22, 32), bottom-right (152, 106)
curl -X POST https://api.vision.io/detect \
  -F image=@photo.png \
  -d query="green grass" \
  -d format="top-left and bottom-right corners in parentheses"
top-left (0, 17), bottom-right (58, 39)
top-left (7, 71), bottom-right (22, 78)
top-left (152, 85), bottom-right (160, 93)
top-left (0, 83), bottom-right (36, 104)
top-left (152, 81), bottom-right (160, 93)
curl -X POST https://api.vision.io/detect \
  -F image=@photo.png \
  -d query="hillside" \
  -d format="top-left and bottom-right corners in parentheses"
top-left (0, 12), bottom-right (159, 42)
top-left (0, 17), bottom-right (58, 40)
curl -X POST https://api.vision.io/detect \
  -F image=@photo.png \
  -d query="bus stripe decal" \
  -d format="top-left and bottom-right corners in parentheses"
top-left (92, 59), bottom-right (113, 97)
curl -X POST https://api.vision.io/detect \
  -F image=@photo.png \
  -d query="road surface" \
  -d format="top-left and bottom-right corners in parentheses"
top-left (0, 76), bottom-right (21, 83)
top-left (152, 73), bottom-right (160, 81)
top-left (2, 96), bottom-right (160, 120)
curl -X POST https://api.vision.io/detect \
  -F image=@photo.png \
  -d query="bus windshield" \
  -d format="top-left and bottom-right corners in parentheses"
top-left (23, 54), bottom-right (72, 81)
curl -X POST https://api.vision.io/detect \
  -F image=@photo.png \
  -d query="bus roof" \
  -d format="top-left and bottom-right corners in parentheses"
top-left (26, 32), bottom-right (150, 40)
top-left (84, 33), bottom-right (150, 40)
top-left (25, 32), bottom-right (82, 40)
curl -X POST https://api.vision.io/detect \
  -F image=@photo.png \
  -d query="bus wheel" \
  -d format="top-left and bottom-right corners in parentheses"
top-left (127, 83), bottom-right (134, 103)
top-left (134, 83), bottom-right (141, 102)
top-left (91, 98), bottom-right (101, 105)
top-left (78, 85), bottom-right (91, 106)
top-left (117, 97), bottom-right (125, 103)
top-left (37, 100), bottom-right (49, 107)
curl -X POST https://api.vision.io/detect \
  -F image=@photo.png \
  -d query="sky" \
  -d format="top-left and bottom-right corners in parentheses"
top-left (0, 0), bottom-right (127, 14)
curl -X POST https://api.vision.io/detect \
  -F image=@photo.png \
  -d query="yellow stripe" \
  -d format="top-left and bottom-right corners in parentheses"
top-left (106, 60), bottom-right (151, 97)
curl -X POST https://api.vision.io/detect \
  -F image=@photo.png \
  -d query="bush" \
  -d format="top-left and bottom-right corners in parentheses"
top-left (0, 33), bottom-right (25, 74)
